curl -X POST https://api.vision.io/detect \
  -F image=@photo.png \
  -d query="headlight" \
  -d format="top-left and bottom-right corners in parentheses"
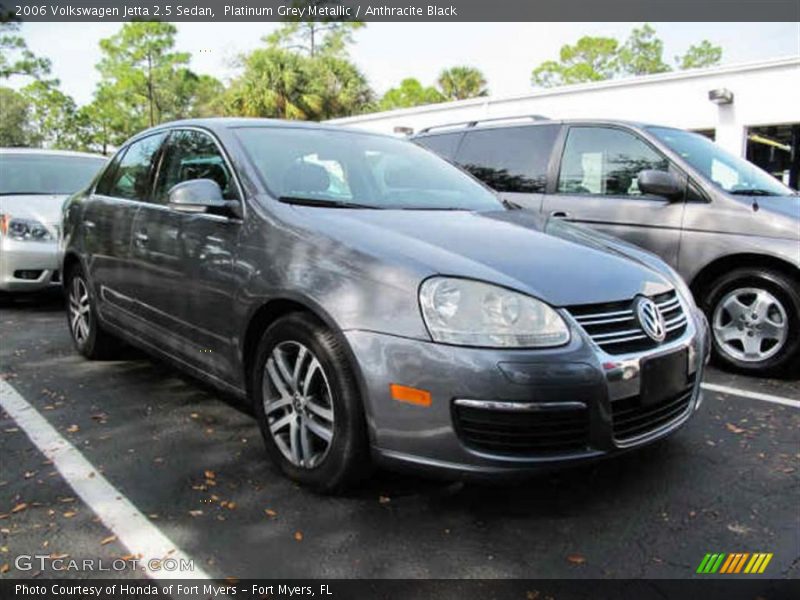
top-left (0, 215), bottom-right (54, 242)
top-left (419, 277), bottom-right (570, 348)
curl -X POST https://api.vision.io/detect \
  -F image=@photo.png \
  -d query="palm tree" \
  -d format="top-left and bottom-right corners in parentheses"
top-left (437, 66), bottom-right (489, 101)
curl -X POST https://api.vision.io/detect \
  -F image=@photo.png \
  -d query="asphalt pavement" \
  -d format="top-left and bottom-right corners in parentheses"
top-left (1, 291), bottom-right (798, 580)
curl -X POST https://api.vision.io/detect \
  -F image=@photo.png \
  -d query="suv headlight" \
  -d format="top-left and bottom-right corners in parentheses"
top-left (0, 215), bottom-right (54, 242)
top-left (419, 277), bottom-right (570, 348)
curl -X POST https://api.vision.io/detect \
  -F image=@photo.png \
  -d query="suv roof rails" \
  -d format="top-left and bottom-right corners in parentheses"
top-left (417, 114), bottom-right (550, 135)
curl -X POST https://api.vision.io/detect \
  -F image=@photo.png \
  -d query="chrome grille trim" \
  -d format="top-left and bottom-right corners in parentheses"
top-left (567, 289), bottom-right (688, 354)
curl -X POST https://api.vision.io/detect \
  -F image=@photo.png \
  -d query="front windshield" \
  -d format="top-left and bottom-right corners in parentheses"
top-left (235, 127), bottom-right (502, 210)
top-left (648, 126), bottom-right (794, 196)
top-left (0, 154), bottom-right (107, 195)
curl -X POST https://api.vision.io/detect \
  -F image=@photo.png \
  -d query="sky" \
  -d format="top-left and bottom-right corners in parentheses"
top-left (13, 21), bottom-right (800, 106)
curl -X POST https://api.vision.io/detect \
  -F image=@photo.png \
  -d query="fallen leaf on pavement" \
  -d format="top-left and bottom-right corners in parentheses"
top-left (62, 511), bottom-right (77, 518)
top-left (100, 535), bottom-right (117, 546)
top-left (378, 496), bottom-right (391, 504)
top-left (726, 423), bottom-right (746, 434)
top-left (189, 510), bottom-right (203, 517)
top-left (566, 554), bottom-right (586, 565)
top-left (10, 503), bottom-right (27, 514)
top-left (294, 531), bottom-right (303, 541)
top-left (264, 509), bottom-right (277, 518)
top-left (66, 424), bottom-right (79, 433)
top-left (204, 470), bottom-right (216, 479)
top-left (0, 564), bottom-right (8, 574)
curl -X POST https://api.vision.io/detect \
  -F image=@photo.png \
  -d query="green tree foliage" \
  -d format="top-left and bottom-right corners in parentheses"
top-left (531, 24), bottom-right (723, 88)
top-left (378, 78), bottom-right (445, 111)
top-left (21, 80), bottom-right (81, 149)
top-left (0, 86), bottom-right (34, 146)
top-left (532, 36), bottom-right (619, 87)
top-left (618, 24), bottom-right (670, 76)
top-left (437, 66), bottom-right (489, 101)
top-left (0, 22), bottom-right (51, 80)
top-left (226, 9), bottom-right (373, 120)
top-left (265, 1), bottom-right (365, 58)
top-left (677, 40), bottom-right (723, 70)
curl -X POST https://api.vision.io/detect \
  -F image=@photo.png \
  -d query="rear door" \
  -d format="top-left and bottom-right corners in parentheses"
top-left (543, 125), bottom-right (686, 268)
top-left (83, 133), bottom-right (166, 327)
top-left (453, 124), bottom-right (560, 211)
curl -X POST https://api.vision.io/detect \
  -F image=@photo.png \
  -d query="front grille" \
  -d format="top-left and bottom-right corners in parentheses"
top-left (611, 374), bottom-right (695, 441)
top-left (453, 403), bottom-right (590, 456)
top-left (567, 290), bottom-right (687, 354)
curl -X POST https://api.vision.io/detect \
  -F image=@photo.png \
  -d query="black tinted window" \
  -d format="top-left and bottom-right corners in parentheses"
top-left (558, 127), bottom-right (669, 196)
top-left (95, 152), bottom-right (124, 196)
top-left (414, 133), bottom-right (463, 161)
top-left (454, 125), bottom-right (559, 193)
top-left (0, 154), bottom-right (106, 195)
top-left (155, 130), bottom-right (238, 203)
top-left (105, 134), bottom-right (166, 200)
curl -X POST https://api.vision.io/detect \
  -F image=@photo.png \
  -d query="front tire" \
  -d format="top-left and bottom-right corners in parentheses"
top-left (65, 265), bottom-right (123, 360)
top-left (702, 267), bottom-right (800, 376)
top-left (252, 312), bottom-right (370, 493)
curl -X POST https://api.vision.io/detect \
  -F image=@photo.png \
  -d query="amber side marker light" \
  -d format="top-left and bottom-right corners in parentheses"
top-left (390, 384), bottom-right (432, 407)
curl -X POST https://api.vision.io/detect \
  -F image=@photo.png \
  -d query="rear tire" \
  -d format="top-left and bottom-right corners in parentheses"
top-left (252, 312), bottom-right (371, 493)
top-left (702, 267), bottom-right (800, 376)
top-left (65, 265), bottom-right (123, 360)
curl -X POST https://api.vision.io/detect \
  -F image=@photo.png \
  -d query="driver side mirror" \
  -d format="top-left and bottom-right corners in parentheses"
top-left (167, 179), bottom-right (242, 218)
top-left (637, 170), bottom-right (683, 201)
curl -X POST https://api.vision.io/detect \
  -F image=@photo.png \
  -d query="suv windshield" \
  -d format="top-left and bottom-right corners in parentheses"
top-left (648, 126), bottom-right (794, 197)
top-left (0, 154), bottom-right (106, 195)
top-left (235, 127), bottom-right (502, 211)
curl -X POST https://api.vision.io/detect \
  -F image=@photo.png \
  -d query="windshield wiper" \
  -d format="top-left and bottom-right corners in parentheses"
top-left (501, 198), bottom-right (523, 210)
top-left (729, 189), bottom-right (780, 196)
top-left (278, 196), bottom-right (381, 209)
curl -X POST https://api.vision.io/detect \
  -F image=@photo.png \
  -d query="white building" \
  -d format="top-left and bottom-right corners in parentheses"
top-left (330, 56), bottom-right (800, 188)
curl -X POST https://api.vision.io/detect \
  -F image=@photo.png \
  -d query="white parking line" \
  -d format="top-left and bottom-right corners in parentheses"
top-left (701, 382), bottom-right (800, 409)
top-left (0, 379), bottom-right (211, 580)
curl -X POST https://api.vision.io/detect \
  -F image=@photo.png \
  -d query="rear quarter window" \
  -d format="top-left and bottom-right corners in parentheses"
top-left (454, 125), bottom-right (560, 193)
top-left (414, 132), bottom-right (464, 161)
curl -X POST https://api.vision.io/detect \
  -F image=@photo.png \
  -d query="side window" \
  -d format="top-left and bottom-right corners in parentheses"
top-left (105, 133), bottom-right (166, 200)
top-left (454, 125), bottom-right (559, 193)
top-left (414, 133), bottom-right (463, 161)
top-left (155, 130), bottom-right (238, 204)
top-left (94, 150), bottom-right (125, 196)
top-left (558, 127), bottom-right (669, 196)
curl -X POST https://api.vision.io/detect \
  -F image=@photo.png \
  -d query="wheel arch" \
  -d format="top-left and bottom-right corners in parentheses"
top-left (239, 297), bottom-right (372, 427)
top-left (690, 253), bottom-right (800, 303)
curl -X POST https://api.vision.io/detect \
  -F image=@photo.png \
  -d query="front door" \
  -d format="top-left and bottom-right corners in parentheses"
top-left (130, 128), bottom-right (243, 381)
top-left (543, 125), bottom-right (686, 268)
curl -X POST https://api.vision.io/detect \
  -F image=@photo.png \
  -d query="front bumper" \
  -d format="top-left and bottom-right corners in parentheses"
top-left (0, 237), bottom-right (60, 292)
top-left (345, 305), bottom-right (709, 478)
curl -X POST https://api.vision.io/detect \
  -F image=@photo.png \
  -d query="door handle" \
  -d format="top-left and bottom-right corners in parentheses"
top-left (134, 231), bottom-right (149, 246)
top-left (550, 211), bottom-right (571, 218)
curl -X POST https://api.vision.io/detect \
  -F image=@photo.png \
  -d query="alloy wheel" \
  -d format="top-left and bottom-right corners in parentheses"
top-left (68, 276), bottom-right (91, 346)
top-left (712, 287), bottom-right (788, 362)
top-left (262, 341), bottom-right (335, 468)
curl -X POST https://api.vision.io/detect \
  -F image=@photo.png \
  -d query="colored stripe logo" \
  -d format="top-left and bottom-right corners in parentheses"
top-left (697, 552), bottom-right (773, 574)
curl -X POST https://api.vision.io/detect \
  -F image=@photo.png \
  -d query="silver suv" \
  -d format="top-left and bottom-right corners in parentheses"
top-left (414, 119), bottom-right (800, 375)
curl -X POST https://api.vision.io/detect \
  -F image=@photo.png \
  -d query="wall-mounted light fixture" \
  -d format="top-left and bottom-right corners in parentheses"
top-left (708, 88), bottom-right (734, 105)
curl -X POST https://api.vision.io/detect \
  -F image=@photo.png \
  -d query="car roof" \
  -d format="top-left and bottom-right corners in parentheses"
top-left (0, 148), bottom-right (107, 159)
top-left (134, 117), bottom-right (395, 142)
top-left (413, 118), bottom-right (656, 138)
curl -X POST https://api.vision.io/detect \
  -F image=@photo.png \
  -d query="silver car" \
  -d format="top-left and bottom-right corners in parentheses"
top-left (414, 119), bottom-right (800, 375)
top-left (62, 120), bottom-right (709, 492)
top-left (1, 149), bottom-right (106, 296)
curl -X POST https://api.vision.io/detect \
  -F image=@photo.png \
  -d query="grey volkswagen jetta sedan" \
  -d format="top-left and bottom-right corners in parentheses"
top-left (62, 119), bottom-right (709, 492)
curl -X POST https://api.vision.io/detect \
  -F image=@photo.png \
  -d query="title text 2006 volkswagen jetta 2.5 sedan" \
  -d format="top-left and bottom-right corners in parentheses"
top-left (61, 119), bottom-right (710, 492)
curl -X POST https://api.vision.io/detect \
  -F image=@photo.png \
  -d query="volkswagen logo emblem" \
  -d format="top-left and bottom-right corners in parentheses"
top-left (634, 296), bottom-right (666, 342)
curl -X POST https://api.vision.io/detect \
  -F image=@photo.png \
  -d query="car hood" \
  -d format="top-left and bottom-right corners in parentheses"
top-left (293, 207), bottom-right (672, 307)
top-left (747, 195), bottom-right (800, 220)
top-left (0, 194), bottom-right (67, 235)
